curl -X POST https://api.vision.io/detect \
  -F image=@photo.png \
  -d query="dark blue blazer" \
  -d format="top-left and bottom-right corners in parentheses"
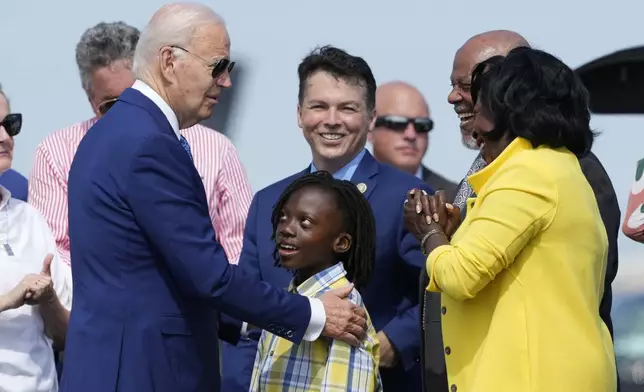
top-left (60, 88), bottom-right (312, 392)
top-left (221, 151), bottom-right (432, 391)
top-left (0, 168), bottom-right (27, 201)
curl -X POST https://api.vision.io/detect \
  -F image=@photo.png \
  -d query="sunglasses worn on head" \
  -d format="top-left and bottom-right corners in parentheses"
top-left (98, 98), bottom-right (118, 115)
top-left (0, 113), bottom-right (22, 137)
top-left (171, 46), bottom-right (235, 80)
top-left (375, 115), bottom-right (434, 133)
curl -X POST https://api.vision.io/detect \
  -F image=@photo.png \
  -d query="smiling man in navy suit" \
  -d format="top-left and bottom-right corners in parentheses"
top-left (221, 45), bottom-right (432, 391)
top-left (61, 5), bottom-right (368, 392)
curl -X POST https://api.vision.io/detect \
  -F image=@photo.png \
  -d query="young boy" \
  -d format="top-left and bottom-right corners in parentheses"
top-left (249, 171), bottom-right (382, 392)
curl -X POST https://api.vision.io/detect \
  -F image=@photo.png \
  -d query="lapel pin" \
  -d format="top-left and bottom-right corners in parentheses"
top-left (357, 183), bottom-right (367, 193)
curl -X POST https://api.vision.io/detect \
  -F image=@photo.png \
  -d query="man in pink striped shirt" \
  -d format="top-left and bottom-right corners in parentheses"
top-left (28, 21), bottom-right (252, 267)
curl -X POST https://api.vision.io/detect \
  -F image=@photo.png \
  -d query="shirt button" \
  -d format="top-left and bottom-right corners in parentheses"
top-left (441, 306), bottom-right (447, 315)
top-left (445, 346), bottom-right (451, 355)
top-left (451, 384), bottom-right (457, 392)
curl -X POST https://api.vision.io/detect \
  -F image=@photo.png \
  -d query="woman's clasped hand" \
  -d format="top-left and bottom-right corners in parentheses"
top-left (403, 189), bottom-right (462, 242)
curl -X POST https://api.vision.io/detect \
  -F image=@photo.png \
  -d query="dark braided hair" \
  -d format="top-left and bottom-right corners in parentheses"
top-left (270, 171), bottom-right (376, 290)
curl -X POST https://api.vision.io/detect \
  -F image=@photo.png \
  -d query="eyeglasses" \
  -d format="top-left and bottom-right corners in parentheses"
top-left (375, 115), bottom-right (434, 133)
top-left (0, 114), bottom-right (22, 137)
top-left (98, 98), bottom-right (118, 115)
top-left (171, 45), bottom-right (235, 80)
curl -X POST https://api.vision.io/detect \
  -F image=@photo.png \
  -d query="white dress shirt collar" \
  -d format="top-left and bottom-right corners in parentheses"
top-left (0, 184), bottom-right (11, 210)
top-left (131, 80), bottom-right (180, 139)
top-left (415, 165), bottom-right (423, 179)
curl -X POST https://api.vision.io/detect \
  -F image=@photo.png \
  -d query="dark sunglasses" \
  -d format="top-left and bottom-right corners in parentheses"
top-left (375, 115), bottom-right (434, 133)
top-left (210, 58), bottom-right (235, 79)
top-left (0, 113), bottom-right (22, 137)
top-left (98, 98), bottom-right (118, 115)
top-left (171, 46), bottom-right (235, 80)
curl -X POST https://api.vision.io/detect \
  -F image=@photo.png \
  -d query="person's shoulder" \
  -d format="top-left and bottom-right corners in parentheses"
top-left (497, 146), bottom-right (573, 202)
top-left (325, 276), bottom-right (366, 307)
top-left (1, 170), bottom-right (28, 201)
top-left (577, 152), bottom-right (620, 211)
top-left (332, 285), bottom-right (378, 341)
top-left (255, 171), bottom-right (306, 200)
top-left (40, 118), bottom-right (98, 150)
top-left (2, 168), bottom-right (27, 182)
top-left (502, 143), bottom-right (557, 172)
top-left (346, 287), bottom-right (367, 307)
top-left (10, 197), bottom-right (47, 226)
top-left (377, 161), bottom-right (426, 187)
top-left (373, 161), bottom-right (432, 198)
top-left (578, 151), bottom-right (610, 180)
top-left (182, 124), bottom-right (235, 149)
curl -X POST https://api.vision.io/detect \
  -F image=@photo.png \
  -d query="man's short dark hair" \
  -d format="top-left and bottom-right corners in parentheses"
top-left (297, 45), bottom-right (376, 111)
top-left (471, 46), bottom-right (595, 156)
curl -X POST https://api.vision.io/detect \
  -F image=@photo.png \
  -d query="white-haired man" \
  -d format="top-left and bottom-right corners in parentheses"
top-left (30, 21), bottom-right (252, 272)
top-left (59, 4), bottom-right (368, 392)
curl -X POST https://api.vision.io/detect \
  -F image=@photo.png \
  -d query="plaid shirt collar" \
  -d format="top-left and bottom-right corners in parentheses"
top-left (288, 262), bottom-right (347, 297)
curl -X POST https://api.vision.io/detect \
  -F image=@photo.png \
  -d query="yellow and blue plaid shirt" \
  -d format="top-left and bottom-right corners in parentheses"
top-left (249, 262), bottom-right (383, 392)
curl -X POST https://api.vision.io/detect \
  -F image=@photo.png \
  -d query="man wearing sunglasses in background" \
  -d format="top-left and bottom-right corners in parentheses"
top-left (29, 21), bottom-right (252, 269)
top-left (369, 81), bottom-right (457, 200)
top-left (0, 86), bottom-right (28, 202)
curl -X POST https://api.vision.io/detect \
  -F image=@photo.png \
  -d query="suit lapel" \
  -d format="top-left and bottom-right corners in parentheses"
top-left (299, 167), bottom-right (312, 179)
top-left (349, 151), bottom-right (379, 201)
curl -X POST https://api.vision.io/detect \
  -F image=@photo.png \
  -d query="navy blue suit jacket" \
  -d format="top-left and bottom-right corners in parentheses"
top-left (0, 168), bottom-right (27, 201)
top-left (60, 88), bottom-right (312, 392)
top-left (221, 151), bottom-right (432, 391)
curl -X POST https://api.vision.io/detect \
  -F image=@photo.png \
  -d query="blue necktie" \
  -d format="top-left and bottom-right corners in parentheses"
top-left (180, 135), bottom-right (193, 161)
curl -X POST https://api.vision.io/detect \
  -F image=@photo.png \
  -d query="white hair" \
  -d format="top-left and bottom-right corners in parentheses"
top-left (132, 2), bottom-right (225, 78)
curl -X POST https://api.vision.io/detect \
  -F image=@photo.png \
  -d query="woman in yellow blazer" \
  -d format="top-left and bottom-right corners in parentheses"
top-left (404, 47), bottom-right (616, 392)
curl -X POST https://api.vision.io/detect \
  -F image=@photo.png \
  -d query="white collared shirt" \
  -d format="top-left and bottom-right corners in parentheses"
top-left (0, 186), bottom-right (72, 392)
top-left (131, 80), bottom-right (180, 139)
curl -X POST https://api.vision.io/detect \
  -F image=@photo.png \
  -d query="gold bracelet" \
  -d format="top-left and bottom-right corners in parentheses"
top-left (420, 228), bottom-right (447, 256)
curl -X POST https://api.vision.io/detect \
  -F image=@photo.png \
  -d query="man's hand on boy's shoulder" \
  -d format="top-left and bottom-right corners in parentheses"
top-left (319, 285), bottom-right (368, 347)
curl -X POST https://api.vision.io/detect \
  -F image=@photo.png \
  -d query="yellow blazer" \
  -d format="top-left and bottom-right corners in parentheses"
top-left (426, 137), bottom-right (616, 392)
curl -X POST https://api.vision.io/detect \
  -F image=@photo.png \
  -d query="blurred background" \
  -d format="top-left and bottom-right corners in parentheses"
top-left (1, 0), bottom-right (642, 389)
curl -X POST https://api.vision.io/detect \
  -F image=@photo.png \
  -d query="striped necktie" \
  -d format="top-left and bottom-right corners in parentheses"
top-left (180, 135), bottom-right (193, 161)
